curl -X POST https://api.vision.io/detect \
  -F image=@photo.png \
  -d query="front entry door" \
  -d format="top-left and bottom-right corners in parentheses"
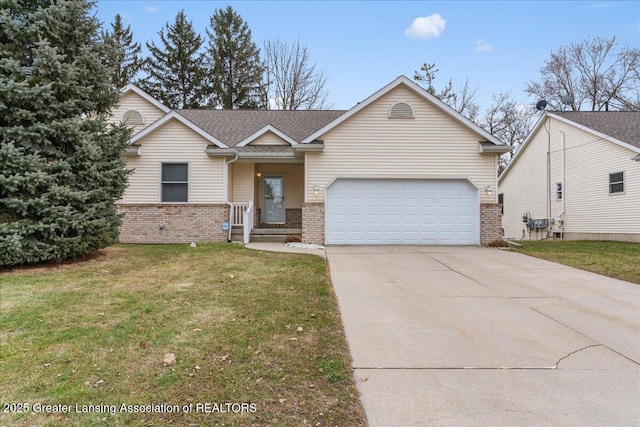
top-left (263, 176), bottom-right (285, 223)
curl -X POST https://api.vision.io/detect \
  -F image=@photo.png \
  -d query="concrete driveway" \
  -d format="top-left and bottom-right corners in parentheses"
top-left (326, 246), bottom-right (640, 426)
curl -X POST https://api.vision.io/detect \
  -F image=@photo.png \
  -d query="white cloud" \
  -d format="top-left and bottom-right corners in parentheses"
top-left (404, 14), bottom-right (446, 40)
top-left (145, 5), bottom-right (158, 13)
top-left (474, 39), bottom-right (493, 52)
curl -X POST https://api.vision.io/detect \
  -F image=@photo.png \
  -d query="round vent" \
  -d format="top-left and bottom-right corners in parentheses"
top-left (122, 110), bottom-right (144, 126)
top-left (388, 102), bottom-right (414, 119)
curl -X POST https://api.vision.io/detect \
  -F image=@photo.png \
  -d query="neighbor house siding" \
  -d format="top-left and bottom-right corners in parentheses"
top-left (305, 85), bottom-right (496, 204)
top-left (122, 120), bottom-right (225, 204)
top-left (500, 120), bottom-right (550, 240)
top-left (500, 116), bottom-right (640, 241)
top-left (108, 91), bottom-right (166, 134)
top-left (249, 131), bottom-right (290, 145)
top-left (559, 120), bottom-right (639, 237)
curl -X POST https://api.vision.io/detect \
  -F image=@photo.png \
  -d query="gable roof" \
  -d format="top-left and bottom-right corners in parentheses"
top-left (130, 111), bottom-right (227, 148)
top-left (301, 75), bottom-right (506, 146)
top-left (235, 124), bottom-right (298, 147)
top-left (120, 84), bottom-right (171, 114)
top-left (499, 111), bottom-right (640, 183)
top-left (550, 111), bottom-right (640, 149)
top-left (176, 110), bottom-right (345, 147)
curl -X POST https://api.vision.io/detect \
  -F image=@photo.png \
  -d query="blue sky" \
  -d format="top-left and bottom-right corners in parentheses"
top-left (94, 1), bottom-right (640, 111)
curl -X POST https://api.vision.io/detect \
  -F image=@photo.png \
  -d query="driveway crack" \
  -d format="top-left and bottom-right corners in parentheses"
top-left (555, 344), bottom-right (602, 368)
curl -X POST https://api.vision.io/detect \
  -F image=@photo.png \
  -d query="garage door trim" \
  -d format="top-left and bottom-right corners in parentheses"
top-left (324, 177), bottom-right (480, 245)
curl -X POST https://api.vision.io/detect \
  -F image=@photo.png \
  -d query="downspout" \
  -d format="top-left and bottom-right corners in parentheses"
top-left (559, 130), bottom-right (566, 239)
top-left (225, 150), bottom-right (239, 242)
top-left (544, 116), bottom-right (551, 238)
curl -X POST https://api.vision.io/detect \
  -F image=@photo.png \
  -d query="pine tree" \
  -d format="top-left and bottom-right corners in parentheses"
top-left (207, 6), bottom-right (265, 109)
top-left (0, 0), bottom-right (131, 267)
top-left (139, 10), bottom-right (207, 109)
top-left (103, 13), bottom-right (143, 88)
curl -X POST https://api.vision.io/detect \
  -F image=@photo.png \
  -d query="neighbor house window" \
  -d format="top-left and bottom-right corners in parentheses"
top-left (556, 182), bottom-right (563, 200)
top-left (161, 163), bottom-right (188, 202)
top-left (609, 172), bottom-right (624, 194)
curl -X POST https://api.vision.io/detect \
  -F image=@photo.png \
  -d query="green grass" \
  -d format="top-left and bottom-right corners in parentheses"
top-left (0, 244), bottom-right (365, 426)
top-left (513, 240), bottom-right (640, 284)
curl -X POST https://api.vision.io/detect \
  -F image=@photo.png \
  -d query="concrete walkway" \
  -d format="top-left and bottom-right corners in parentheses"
top-left (244, 242), bottom-right (326, 258)
top-left (326, 246), bottom-right (640, 426)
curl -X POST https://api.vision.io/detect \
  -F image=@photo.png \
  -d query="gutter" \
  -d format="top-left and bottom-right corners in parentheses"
top-left (125, 145), bottom-right (141, 156)
top-left (205, 147), bottom-right (239, 157)
top-left (479, 143), bottom-right (512, 154)
top-left (225, 150), bottom-right (239, 242)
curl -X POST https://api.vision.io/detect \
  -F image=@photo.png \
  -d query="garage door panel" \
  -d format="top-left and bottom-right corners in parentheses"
top-left (326, 179), bottom-right (479, 245)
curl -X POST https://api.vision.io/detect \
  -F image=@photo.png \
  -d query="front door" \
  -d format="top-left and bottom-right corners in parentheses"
top-left (263, 176), bottom-right (285, 223)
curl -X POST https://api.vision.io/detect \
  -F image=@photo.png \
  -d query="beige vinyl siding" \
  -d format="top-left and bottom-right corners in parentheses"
top-left (558, 120), bottom-right (639, 235)
top-left (256, 164), bottom-right (304, 209)
top-left (500, 121), bottom-right (550, 240)
top-left (249, 131), bottom-right (290, 145)
top-left (305, 85), bottom-right (497, 203)
top-left (123, 120), bottom-right (225, 203)
top-left (107, 91), bottom-right (166, 134)
top-left (500, 116), bottom-right (640, 240)
top-left (231, 163), bottom-right (254, 203)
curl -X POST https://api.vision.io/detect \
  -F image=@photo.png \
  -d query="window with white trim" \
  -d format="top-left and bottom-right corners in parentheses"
top-left (556, 182), bottom-right (563, 200)
top-left (161, 163), bottom-right (188, 202)
top-left (609, 172), bottom-right (624, 194)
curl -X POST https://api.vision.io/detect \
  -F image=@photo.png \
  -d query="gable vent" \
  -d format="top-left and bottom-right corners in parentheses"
top-left (122, 110), bottom-right (144, 126)
top-left (388, 102), bottom-right (414, 119)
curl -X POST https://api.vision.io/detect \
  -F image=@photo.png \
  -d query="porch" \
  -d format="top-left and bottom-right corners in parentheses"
top-left (227, 162), bottom-right (304, 243)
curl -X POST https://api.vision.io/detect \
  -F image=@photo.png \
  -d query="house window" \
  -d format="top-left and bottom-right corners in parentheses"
top-left (388, 102), bottom-right (414, 119)
top-left (498, 193), bottom-right (504, 214)
top-left (556, 182), bottom-right (563, 200)
top-left (609, 172), bottom-right (624, 194)
top-left (161, 163), bottom-right (188, 202)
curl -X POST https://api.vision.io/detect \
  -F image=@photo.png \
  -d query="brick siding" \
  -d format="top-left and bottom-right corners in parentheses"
top-left (480, 203), bottom-right (503, 245)
top-left (302, 203), bottom-right (325, 245)
top-left (117, 204), bottom-right (229, 244)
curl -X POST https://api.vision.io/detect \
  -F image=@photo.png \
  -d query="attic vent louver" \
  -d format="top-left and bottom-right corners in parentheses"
top-left (122, 110), bottom-right (144, 126)
top-left (388, 102), bottom-right (414, 119)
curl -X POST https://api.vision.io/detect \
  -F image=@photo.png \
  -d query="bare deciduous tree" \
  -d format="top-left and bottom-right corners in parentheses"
top-left (414, 62), bottom-right (480, 121)
top-left (479, 92), bottom-right (537, 174)
top-left (262, 39), bottom-right (331, 110)
top-left (525, 36), bottom-right (640, 111)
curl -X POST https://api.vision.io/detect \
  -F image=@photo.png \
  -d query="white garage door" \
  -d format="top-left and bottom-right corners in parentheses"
top-left (325, 179), bottom-right (479, 245)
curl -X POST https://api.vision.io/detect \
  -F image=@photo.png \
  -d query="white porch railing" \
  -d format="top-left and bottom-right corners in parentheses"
top-left (230, 202), bottom-right (250, 226)
top-left (243, 201), bottom-right (254, 245)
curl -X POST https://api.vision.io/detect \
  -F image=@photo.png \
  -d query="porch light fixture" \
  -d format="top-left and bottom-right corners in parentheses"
top-left (256, 169), bottom-right (262, 177)
top-left (313, 184), bottom-right (320, 195)
top-left (484, 184), bottom-right (494, 195)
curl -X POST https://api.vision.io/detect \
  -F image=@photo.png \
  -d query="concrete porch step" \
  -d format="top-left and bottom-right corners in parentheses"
top-left (251, 228), bottom-right (302, 235)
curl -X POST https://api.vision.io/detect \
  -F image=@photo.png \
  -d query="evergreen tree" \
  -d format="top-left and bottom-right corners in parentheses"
top-left (139, 10), bottom-right (207, 109)
top-left (0, 0), bottom-right (131, 266)
top-left (103, 13), bottom-right (143, 88)
top-left (207, 6), bottom-right (265, 109)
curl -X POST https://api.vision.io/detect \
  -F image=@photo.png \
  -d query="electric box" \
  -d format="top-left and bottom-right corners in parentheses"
top-left (532, 219), bottom-right (548, 230)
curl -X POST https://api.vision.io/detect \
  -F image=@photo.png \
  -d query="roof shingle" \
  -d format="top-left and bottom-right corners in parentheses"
top-left (175, 109), bottom-right (346, 147)
top-left (552, 111), bottom-right (640, 148)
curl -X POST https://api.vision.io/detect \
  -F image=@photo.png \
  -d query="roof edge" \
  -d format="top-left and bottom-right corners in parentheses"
top-left (120, 84), bottom-right (171, 114)
top-left (129, 111), bottom-right (228, 148)
top-left (302, 75), bottom-right (505, 146)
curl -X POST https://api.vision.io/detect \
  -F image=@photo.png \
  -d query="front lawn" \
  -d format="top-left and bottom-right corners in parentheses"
top-left (513, 240), bottom-right (640, 284)
top-left (0, 244), bottom-right (364, 426)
